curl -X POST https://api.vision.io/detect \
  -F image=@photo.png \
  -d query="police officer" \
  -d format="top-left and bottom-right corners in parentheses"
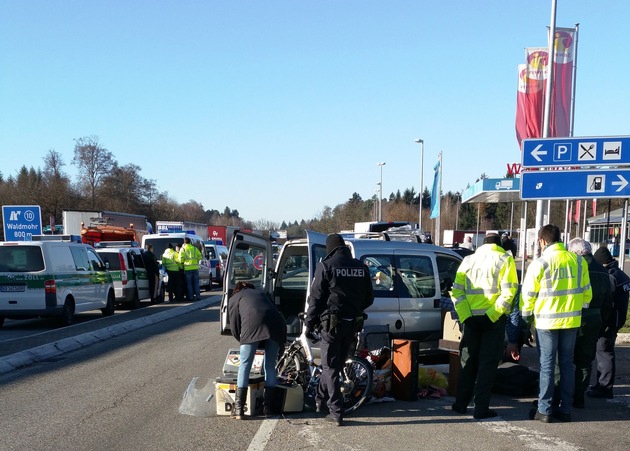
top-left (305, 234), bottom-right (373, 426)
top-left (450, 232), bottom-right (518, 419)
top-left (179, 237), bottom-right (202, 301)
top-left (162, 243), bottom-right (182, 302)
top-left (589, 246), bottom-right (630, 399)
top-left (522, 224), bottom-right (592, 423)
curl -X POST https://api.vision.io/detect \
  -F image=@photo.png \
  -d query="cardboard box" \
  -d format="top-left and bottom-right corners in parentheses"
top-left (215, 375), bottom-right (264, 416)
top-left (275, 384), bottom-right (304, 412)
top-left (442, 311), bottom-right (462, 342)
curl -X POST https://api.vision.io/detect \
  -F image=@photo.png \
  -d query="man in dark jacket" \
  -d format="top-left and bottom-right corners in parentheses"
top-left (589, 246), bottom-right (630, 399)
top-left (228, 281), bottom-right (286, 419)
top-left (143, 244), bottom-right (160, 303)
top-left (305, 234), bottom-right (374, 426)
top-left (564, 238), bottom-right (613, 409)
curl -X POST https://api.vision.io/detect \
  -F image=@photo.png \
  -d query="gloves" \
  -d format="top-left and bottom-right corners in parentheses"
top-left (304, 326), bottom-right (317, 342)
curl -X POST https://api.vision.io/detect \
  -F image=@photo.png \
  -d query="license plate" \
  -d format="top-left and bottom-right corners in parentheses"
top-left (0, 285), bottom-right (26, 292)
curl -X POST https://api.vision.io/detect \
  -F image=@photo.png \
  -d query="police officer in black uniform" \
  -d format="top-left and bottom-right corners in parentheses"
top-left (305, 234), bottom-right (374, 426)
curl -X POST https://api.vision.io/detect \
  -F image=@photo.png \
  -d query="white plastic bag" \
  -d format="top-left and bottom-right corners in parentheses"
top-left (178, 377), bottom-right (216, 417)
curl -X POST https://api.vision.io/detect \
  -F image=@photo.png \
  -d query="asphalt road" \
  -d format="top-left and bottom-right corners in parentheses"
top-left (1, 294), bottom-right (629, 450)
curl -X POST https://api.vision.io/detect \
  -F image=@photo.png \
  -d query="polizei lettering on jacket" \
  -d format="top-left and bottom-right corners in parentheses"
top-left (335, 267), bottom-right (366, 277)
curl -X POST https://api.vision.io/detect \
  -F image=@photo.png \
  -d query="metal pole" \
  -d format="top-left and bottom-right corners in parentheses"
top-left (415, 139), bottom-right (424, 231)
top-left (377, 162), bottom-right (386, 221)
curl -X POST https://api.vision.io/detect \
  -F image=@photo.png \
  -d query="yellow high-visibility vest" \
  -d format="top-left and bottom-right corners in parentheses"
top-left (520, 242), bottom-right (592, 330)
top-left (451, 243), bottom-right (519, 323)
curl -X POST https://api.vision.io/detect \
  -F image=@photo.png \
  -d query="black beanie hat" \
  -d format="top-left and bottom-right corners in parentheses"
top-left (594, 246), bottom-right (614, 265)
top-left (326, 233), bottom-right (346, 255)
top-left (483, 232), bottom-right (501, 246)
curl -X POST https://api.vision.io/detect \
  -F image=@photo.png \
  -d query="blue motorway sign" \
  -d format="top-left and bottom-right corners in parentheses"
top-left (2, 205), bottom-right (42, 241)
top-left (521, 168), bottom-right (630, 200)
top-left (522, 135), bottom-right (630, 168)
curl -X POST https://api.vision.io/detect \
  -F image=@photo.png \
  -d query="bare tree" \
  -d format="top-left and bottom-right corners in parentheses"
top-left (42, 149), bottom-right (72, 223)
top-left (72, 136), bottom-right (115, 208)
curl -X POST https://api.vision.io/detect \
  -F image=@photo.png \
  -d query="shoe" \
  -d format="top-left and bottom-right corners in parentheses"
top-left (451, 403), bottom-right (468, 414)
top-left (315, 403), bottom-right (328, 414)
top-left (552, 411), bottom-right (571, 422)
top-left (529, 408), bottom-right (552, 423)
top-left (324, 414), bottom-right (343, 426)
top-left (473, 409), bottom-right (498, 420)
top-left (586, 388), bottom-right (613, 399)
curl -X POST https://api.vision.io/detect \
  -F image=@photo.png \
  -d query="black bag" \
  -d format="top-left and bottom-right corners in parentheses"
top-left (492, 362), bottom-right (539, 396)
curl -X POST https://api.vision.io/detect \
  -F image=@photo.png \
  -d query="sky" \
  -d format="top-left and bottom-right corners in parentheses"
top-left (2, 1), bottom-right (629, 225)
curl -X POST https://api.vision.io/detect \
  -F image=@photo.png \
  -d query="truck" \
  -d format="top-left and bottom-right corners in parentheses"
top-left (442, 230), bottom-right (485, 249)
top-left (207, 225), bottom-right (241, 245)
top-left (62, 210), bottom-right (151, 240)
top-left (155, 221), bottom-right (207, 239)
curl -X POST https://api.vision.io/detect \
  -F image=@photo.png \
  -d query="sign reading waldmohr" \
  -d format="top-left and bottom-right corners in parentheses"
top-left (2, 205), bottom-right (42, 241)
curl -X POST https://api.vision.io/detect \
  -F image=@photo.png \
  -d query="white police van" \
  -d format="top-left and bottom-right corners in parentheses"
top-left (0, 235), bottom-right (115, 327)
top-left (220, 230), bottom-right (462, 345)
top-left (141, 231), bottom-right (211, 290)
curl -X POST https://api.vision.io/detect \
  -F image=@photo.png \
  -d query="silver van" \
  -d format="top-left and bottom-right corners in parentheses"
top-left (0, 235), bottom-right (115, 327)
top-left (220, 230), bottom-right (462, 344)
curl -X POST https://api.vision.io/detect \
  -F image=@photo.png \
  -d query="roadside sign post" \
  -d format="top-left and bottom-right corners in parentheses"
top-left (2, 205), bottom-right (43, 241)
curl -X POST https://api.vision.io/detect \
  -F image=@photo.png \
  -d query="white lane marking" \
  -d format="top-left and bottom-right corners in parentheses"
top-left (480, 418), bottom-right (582, 451)
top-left (247, 418), bottom-right (277, 451)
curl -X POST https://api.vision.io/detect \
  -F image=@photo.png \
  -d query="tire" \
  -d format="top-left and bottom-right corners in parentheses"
top-left (131, 289), bottom-right (141, 310)
top-left (101, 291), bottom-right (115, 317)
top-left (60, 299), bottom-right (75, 327)
top-left (0, 316), bottom-right (4, 328)
top-left (339, 356), bottom-right (373, 414)
top-left (276, 344), bottom-right (311, 392)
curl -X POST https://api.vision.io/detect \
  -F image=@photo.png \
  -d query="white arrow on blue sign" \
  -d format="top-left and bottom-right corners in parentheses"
top-left (521, 168), bottom-right (630, 200)
top-left (522, 136), bottom-right (630, 168)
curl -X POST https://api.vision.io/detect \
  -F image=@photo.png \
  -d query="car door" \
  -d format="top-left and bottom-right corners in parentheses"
top-left (132, 249), bottom-right (151, 300)
top-left (220, 231), bottom-right (273, 335)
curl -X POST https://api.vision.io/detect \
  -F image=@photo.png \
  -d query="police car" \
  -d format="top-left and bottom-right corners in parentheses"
top-left (220, 230), bottom-right (462, 345)
top-left (0, 235), bottom-right (115, 327)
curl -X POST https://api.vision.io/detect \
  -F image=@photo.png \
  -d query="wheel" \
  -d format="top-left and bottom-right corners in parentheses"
top-left (60, 299), bottom-right (75, 326)
top-left (339, 356), bottom-right (373, 414)
top-left (131, 289), bottom-right (141, 309)
top-left (101, 291), bottom-right (115, 316)
top-left (276, 345), bottom-right (310, 391)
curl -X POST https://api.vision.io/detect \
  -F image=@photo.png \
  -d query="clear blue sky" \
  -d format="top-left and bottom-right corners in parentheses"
top-left (1, 1), bottom-right (629, 225)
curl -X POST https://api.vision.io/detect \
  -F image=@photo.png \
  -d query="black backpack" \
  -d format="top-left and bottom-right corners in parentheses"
top-left (492, 362), bottom-right (539, 396)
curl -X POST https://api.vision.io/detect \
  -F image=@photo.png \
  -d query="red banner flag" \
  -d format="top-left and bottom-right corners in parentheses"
top-left (550, 28), bottom-right (576, 137)
top-left (515, 64), bottom-right (528, 147)
top-left (574, 200), bottom-right (581, 224)
top-left (524, 47), bottom-right (548, 140)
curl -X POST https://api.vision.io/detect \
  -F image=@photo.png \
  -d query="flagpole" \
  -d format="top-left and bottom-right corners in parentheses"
top-left (534, 0), bottom-right (557, 257)
top-left (436, 151), bottom-right (442, 246)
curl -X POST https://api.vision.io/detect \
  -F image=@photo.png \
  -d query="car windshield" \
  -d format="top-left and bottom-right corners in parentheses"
top-left (98, 251), bottom-right (122, 270)
top-left (144, 237), bottom-right (185, 260)
top-left (0, 246), bottom-right (45, 272)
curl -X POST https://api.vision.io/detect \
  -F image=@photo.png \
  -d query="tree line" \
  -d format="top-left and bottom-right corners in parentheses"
top-left (0, 136), bottom-right (615, 241)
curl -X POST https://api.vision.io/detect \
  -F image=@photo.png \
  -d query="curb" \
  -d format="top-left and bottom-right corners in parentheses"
top-left (0, 298), bottom-right (219, 375)
top-left (617, 333), bottom-right (630, 344)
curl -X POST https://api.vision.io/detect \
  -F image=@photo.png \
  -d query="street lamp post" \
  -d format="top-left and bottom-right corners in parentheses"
top-left (414, 139), bottom-right (424, 231)
top-left (377, 162), bottom-right (386, 221)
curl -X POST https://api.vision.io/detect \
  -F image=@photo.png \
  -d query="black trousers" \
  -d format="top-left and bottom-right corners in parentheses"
top-left (594, 327), bottom-right (618, 391)
top-left (316, 320), bottom-right (355, 419)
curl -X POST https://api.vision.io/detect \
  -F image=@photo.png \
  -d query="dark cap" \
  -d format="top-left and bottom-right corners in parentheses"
top-left (484, 232), bottom-right (501, 246)
top-left (594, 246), bottom-right (614, 265)
top-left (326, 233), bottom-right (346, 255)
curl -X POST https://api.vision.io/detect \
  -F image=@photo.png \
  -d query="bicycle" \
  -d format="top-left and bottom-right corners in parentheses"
top-left (275, 321), bottom-right (374, 415)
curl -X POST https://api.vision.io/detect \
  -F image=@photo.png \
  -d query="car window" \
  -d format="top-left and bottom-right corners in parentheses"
top-left (0, 246), bottom-right (44, 272)
top-left (207, 247), bottom-right (217, 259)
top-left (70, 247), bottom-right (90, 271)
top-left (395, 254), bottom-right (435, 298)
top-left (98, 251), bottom-right (121, 270)
top-left (230, 244), bottom-right (265, 286)
top-left (87, 248), bottom-right (106, 271)
top-left (436, 254), bottom-right (462, 295)
top-left (132, 251), bottom-right (145, 269)
top-left (361, 255), bottom-right (395, 294)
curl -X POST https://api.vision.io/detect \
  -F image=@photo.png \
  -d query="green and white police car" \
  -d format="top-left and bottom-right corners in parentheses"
top-left (0, 235), bottom-right (115, 327)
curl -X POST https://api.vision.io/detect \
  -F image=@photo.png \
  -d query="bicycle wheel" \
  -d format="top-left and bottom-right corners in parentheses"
top-left (276, 345), bottom-right (310, 391)
top-left (340, 356), bottom-right (373, 414)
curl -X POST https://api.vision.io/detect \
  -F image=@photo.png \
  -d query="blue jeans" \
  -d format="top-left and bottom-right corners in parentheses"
top-left (184, 269), bottom-right (200, 300)
top-left (536, 327), bottom-right (578, 415)
top-left (237, 339), bottom-right (281, 389)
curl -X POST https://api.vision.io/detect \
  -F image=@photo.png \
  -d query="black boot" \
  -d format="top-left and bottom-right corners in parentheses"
top-left (263, 386), bottom-right (277, 417)
top-left (231, 387), bottom-right (248, 420)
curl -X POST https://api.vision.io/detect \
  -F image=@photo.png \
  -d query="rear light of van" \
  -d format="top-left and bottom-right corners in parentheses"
top-left (44, 280), bottom-right (56, 294)
top-left (119, 254), bottom-right (128, 285)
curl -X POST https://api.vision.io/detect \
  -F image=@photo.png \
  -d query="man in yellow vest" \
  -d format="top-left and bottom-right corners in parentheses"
top-left (521, 224), bottom-right (592, 423)
top-left (450, 232), bottom-right (519, 419)
top-left (179, 236), bottom-right (203, 301)
top-left (162, 243), bottom-right (182, 302)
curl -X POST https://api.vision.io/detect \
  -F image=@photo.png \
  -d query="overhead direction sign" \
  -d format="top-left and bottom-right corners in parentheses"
top-left (2, 205), bottom-right (42, 241)
top-left (521, 168), bottom-right (630, 200)
top-left (522, 135), bottom-right (630, 168)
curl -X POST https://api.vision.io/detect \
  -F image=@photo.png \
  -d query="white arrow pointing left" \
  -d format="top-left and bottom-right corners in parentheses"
top-left (531, 144), bottom-right (547, 162)
top-left (612, 174), bottom-right (628, 192)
